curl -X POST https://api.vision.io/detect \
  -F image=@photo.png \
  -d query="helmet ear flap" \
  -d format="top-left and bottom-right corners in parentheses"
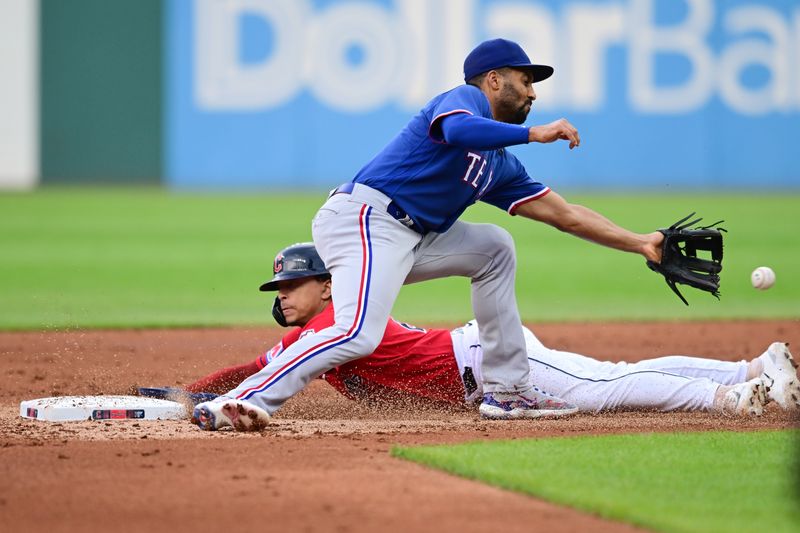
top-left (272, 296), bottom-right (288, 327)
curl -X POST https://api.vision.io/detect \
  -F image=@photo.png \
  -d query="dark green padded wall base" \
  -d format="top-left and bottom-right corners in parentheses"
top-left (41, 0), bottom-right (162, 183)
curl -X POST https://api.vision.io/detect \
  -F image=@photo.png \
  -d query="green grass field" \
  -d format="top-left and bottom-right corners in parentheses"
top-left (3, 189), bottom-right (799, 529)
top-left (393, 430), bottom-right (800, 533)
top-left (0, 188), bottom-right (797, 329)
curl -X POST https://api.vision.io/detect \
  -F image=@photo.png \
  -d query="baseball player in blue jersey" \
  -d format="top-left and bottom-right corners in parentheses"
top-left (193, 38), bottom-right (665, 430)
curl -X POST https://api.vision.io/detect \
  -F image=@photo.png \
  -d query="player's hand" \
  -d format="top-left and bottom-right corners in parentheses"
top-left (529, 119), bottom-right (580, 149)
top-left (641, 231), bottom-right (664, 264)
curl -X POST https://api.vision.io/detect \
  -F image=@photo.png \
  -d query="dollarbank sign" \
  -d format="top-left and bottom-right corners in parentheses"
top-left (166, 0), bottom-right (800, 189)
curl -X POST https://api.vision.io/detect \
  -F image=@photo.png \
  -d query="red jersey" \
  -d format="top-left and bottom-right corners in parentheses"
top-left (258, 304), bottom-right (464, 404)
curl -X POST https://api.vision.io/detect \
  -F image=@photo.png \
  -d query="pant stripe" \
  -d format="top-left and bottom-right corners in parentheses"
top-left (528, 357), bottom-right (692, 383)
top-left (237, 205), bottom-right (374, 399)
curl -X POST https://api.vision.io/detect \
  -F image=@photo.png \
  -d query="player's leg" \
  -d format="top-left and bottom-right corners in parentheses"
top-left (569, 344), bottom-right (798, 405)
top-left (515, 322), bottom-right (751, 389)
top-left (448, 319), bottom-right (569, 416)
top-left (313, 193), bottom-right (422, 357)
top-left (519, 328), bottom-right (764, 414)
top-left (195, 193), bottom-right (421, 427)
top-left (452, 321), bottom-right (764, 415)
top-left (526, 349), bottom-right (715, 412)
top-left (407, 222), bottom-right (529, 393)
top-left (424, 232), bottom-right (576, 417)
top-left (682, 343), bottom-right (799, 409)
top-left (617, 355), bottom-right (748, 385)
top-left (408, 225), bottom-right (578, 420)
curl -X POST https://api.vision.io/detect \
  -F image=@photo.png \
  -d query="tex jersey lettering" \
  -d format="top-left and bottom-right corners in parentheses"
top-left (259, 305), bottom-right (464, 404)
top-left (353, 84), bottom-right (549, 233)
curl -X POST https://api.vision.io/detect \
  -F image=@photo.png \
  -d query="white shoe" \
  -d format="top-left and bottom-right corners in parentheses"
top-left (721, 379), bottom-right (765, 416)
top-left (759, 342), bottom-right (800, 410)
top-left (192, 399), bottom-right (270, 431)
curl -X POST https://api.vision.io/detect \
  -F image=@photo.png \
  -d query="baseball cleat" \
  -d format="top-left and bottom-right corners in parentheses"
top-left (759, 342), bottom-right (800, 410)
top-left (138, 387), bottom-right (219, 406)
top-left (479, 387), bottom-right (578, 419)
top-left (721, 378), bottom-right (765, 416)
top-left (192, 399), bottom-right (271, 431)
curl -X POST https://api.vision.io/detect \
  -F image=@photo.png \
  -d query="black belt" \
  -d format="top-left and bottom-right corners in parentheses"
top-left (331, 183), bottom-right (424, 235)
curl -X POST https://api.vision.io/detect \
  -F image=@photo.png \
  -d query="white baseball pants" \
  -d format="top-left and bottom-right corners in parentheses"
top-left (450, 321), bottom-right (749, 412)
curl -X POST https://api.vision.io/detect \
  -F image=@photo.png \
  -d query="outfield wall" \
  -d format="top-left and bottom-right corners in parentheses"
top-left (166, 0), bottom-right (800, 190)
top-left (40, 0), bottom-right (162, 184)
top-left (3, 0), bottom-right (799, 190)
top-left (0, 0), bottom-right (38, 189)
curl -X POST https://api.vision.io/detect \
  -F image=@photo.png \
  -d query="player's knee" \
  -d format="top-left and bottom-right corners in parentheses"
top-left (331, 317), bottom-right (384, 354)
top-left (347, 328), bottom-right (383, 354)
top-left (484, 225), bottom-right (516, 265)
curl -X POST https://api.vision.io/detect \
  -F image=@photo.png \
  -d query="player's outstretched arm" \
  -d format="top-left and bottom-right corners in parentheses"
top-left (516, 190), bottom-right (663, 262)
top-left (528, 118), bottom-right (581, 149)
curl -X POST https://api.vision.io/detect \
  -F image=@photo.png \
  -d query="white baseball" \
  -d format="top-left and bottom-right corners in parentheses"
top-left (751, 266), bottom-right (776, 290)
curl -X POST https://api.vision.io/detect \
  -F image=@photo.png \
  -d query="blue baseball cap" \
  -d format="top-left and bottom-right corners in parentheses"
top-left (463, 38), bottom-right (553, 83)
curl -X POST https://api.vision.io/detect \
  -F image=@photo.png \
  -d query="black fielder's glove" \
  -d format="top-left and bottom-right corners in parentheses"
top-left (647, 212), bottom-right (726, 306)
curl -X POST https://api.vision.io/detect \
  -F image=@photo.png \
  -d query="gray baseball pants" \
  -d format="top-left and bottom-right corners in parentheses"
top-left (228, 183), bottom-right (530, 414)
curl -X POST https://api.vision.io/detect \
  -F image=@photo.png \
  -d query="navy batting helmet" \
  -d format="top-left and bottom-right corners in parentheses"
top-left (259, 242), bottom-right (329, 292)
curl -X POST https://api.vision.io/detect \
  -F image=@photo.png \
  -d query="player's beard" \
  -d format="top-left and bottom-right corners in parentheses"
top-left (509, 102), bottom-right (531, 125)
top-left (496, 84), bottom-right (532, 124)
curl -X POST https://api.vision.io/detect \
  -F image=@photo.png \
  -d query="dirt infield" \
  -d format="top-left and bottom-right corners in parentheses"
top-left (1, 320), bottom-right (797, 533)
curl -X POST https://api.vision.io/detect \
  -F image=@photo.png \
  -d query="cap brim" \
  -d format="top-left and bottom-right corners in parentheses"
top-left (514, 64), bottom-right (553, 83)
top-left (259, 281), bottom-right (278, 291)
top-left (259, 271), bottom-right (321, 291)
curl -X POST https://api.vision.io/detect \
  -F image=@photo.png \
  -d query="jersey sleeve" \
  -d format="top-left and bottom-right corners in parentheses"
top-left (439, 113), bottom-right (530, 150)
top-left (259, 328), bottom-right (302, 368)
top-left (479, 150), bottom-right (551, 215)
top-left (428, 85), bottom-right (491, 143)
top-left (259, 305), bottom-right (337, 369)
